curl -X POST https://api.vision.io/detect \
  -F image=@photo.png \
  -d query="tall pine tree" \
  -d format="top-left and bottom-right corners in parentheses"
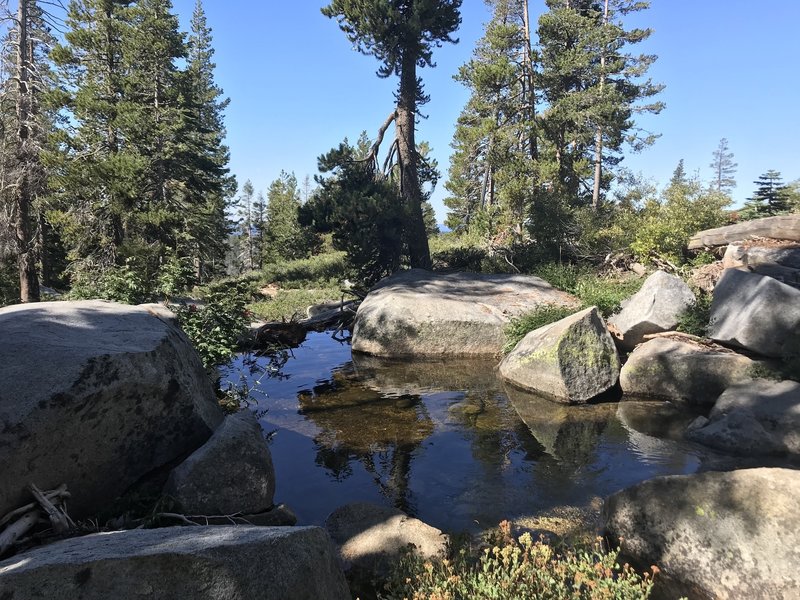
top-left (709, 137), bottom-right (736, 194)
top-left (322, 0), bottom-right (462, 270)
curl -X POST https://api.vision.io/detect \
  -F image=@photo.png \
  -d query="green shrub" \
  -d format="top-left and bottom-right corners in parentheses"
top-left (676, 291), bottom-right (713, 337)
top-left (172, 279), bottom-right (252, 368)
top-left (533, 263), bottom-right (644, 316)
top-left (381, 530), bottom-right (656, 600)
top-left (260, 251), bottom-right (347, 289)
top-left (68, 258), bottom-right (151, 304)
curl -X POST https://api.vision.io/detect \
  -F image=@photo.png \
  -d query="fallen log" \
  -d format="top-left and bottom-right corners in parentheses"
top-left (688, 215), bottom-right (800, 250)
top-left (0, 510), bottom-right (40, 556)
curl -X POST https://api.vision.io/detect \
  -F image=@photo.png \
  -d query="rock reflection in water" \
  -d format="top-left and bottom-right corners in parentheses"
top-left (505, 384), bottom-right (617, 466)
top-left (297, 365), bottom-right (433, 512)
top-left (226, 332), bottom-right (719, 532)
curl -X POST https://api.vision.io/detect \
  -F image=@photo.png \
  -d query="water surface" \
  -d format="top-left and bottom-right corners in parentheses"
top-left (223, 332), bottom-right (731, 534)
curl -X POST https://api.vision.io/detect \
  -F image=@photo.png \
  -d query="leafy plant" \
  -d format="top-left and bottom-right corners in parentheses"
top-left (172, 279), bottom-right (252, 368)
top-left (69, 258), bottom-right (150, 304)
top-left (381, 527), bottom-right (657, 600)
top-left (676, 291), bottom-right (713, 337)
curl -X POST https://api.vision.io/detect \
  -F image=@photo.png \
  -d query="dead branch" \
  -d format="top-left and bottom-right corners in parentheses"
top-left (0, 510), bottom-right (40, 556)
top-left (29, 483), bottom-right (72, 533)
top-left (0, 484), bottom-right (69, 529)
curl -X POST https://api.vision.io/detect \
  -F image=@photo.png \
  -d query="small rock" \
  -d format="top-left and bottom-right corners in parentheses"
top-left (608, 270), bottom-right (695, 351)
top-left (325, 503), bottom-right (447, 574)
top-left (499, 307), bottom-right (620, 404)
top-left (687, 379), bottom-right (800, 457)
top-left (604, 468), bottom-right (800, 599)
top-left (708, 268), bottom-right (800, 357)
top-left (619, 337), bottom-right (757, 408)
top-left (164, 410), bottom-right (275, 515)
top-left (0, 526), bottom-right (349, 600)
top-left (686, 415), bottom-right (709, 431)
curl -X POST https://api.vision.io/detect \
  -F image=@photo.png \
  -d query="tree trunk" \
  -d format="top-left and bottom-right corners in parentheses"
top-left (522, 0), bottom-right (538, 161)
top-left (15, 0), bottom-right (39, 302)
top-left (396, 50), bottom-right (431, 270)
top-left (591, 0), bottom-right (610, 211)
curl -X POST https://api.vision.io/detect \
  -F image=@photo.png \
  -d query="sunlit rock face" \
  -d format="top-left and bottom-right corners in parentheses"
top-left (352, 269), bottom-right (579, 357)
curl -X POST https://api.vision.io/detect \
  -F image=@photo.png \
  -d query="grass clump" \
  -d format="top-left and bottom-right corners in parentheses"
top-left (381, 527), bottom-right (657, 600)
top-left (503, 262), bottom-right (645, 353)
top-left (504, 305), bottom-right (577, 353)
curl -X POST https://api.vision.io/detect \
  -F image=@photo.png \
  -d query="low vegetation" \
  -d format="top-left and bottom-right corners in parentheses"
top-left (381, 524), bottom-right (657, 600)
top-left (503, 263), bottom-right (644, 352)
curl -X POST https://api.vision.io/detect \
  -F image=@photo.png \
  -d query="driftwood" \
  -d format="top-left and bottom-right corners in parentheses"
top-left (253, 300), bottom-right (358, 350)
top-left (641, 331), bottom-right (738, 353)
top-left (0, 484), bottom-right (73, 557)
top-left (688, 215), bottom-right (800, 250)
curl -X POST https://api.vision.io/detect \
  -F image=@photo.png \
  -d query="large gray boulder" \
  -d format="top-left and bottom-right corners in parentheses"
top-left (0, 526), bottom-right (350, 600)
top-left (688, 214), bottom-right (800, 249)
top-left (0, 300), bottom-right (223, 519)
top-left (499, 307), bottom-right (620, 404)
top-left (604, 468), bottom-right (800, 600)
top-left (708, 268), bottom-right (800, 357)
top-left (687, 379), bottom-right (800, 457)
top-left (608, 271), bottom-right (695, 350)
top-left (164, 410), bottom-right (276, 515)
top-left (325, 503), bottom-right (447, 573)
top-left (352, 269), bottom-right (579, 357)
top-left (619, 337), bottom-right (757, 408)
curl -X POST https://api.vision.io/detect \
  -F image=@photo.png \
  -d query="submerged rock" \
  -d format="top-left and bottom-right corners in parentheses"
top-left (325, 502), bottom-right (447, 574)
top-left (619, 337), bottom-right (756, 408)
top-left (708, 268), bottom-right (800, 358)
top-left (608, 270), bottom-right (695, 350)
top-left (0, 526), bottom-right (349, 600)
top-left (604, 468), bottom-right (800, 600)
top-left (499, 307), bottom-right (620, 404)
top-left (687, 379), bottom-right (800, 458)
top-left (352, 269), bottom-right (579, 357)
top-left (164, 410), bottom-right (276, 515)
top-left (0, 300), bottom-right (223, 519)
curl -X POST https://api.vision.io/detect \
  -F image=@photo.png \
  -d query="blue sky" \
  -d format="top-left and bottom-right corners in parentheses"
top-left (172, 1), bottom-right (800, 220)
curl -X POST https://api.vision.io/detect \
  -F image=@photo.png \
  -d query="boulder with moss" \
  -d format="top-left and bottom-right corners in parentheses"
top-left (604, 468), bottom-right (800, 599)
top-left (499, 307), bottom-right (620, 404)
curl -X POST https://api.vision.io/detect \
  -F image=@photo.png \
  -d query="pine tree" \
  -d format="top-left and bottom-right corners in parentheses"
top-left (0, 1), bottom-right (56, 301)
top-left (263, 171), bottom-right (316, 263)
top-left (251, 191), bottom-right (266, 269)
top-left (741, 170), bottom-right (791, 219)
top-left (182, 0), bottom-right (236, 280)
top-left (537, 0), bottom-right (663, 206)
top-left (709, 138), bottom-right (736, 194)
top-left (322, 0), bottom-right (462, 270)
top-left (50, 0), bottom-right (140, 276)
top-left (444, 0), bottom-right (534, 236)
top-left (670, 159), bottom-right (687, 187)
top-left (234, 180), bottom-right (255, 271)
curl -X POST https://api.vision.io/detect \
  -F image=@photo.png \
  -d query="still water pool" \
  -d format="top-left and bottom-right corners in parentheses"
top-left (222, 332), bottom-right (734, 535)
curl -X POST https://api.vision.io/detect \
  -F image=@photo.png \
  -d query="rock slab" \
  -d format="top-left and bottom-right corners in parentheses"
top-left (604, 468), bottom-right (800, 600)
top-left (352, 269), bottom-right (579, 357)
top-left (0, 300), bottom-right (223, 518)
top-left (608, 270), bottom-right (695, 350)
top-left (0, 526), bottom-right (349, 600)
top-left (708, 268), bottom-right (800, 357)
top-left (687, 379), bottom-right (800, 457)
top-left (325, 502), bottom-right (447, 573)
top-left (619, 337), bottom-right (756, 408)
top-left (164, 410), bottom-right (276, 515)
top-left (499, 307), bottom-right (620, 404)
